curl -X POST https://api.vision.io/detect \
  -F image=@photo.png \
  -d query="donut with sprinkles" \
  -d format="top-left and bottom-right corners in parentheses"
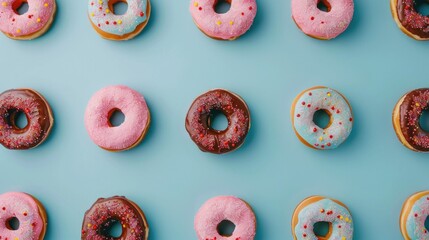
top-left (291, 86), bottom-right (353, 150)
top-left (292, 196), bottom-right (354, 240)
top-left (393, 88), bottom-right (429, 152)
top-left (88, 0), bottom-right (150, 40)
top-left (400, 191), bottom-right (429, 239)
top-left (0, 0), bottom-right (56, 40)
top-left (189, 0), bottom-right (257, 40)
top-left (391, 0), bottom-right (429, 40)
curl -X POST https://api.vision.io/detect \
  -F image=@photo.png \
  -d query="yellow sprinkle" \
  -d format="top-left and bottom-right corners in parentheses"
top-left (320, 208), bottom-right (325, 213)
top-left (416, 103), bottom-right (420, 107)
top-left (345, 217), bottom-right (350, 222)
top-left (87, 223), bottom-right (92, 228)
top-left (319, 137), bottom-right (323, 141)
top-left (14, 238), bottom-right (19, 240)
top-left (327, 92), bottom-right (331, 97)
top-left (98, 0), bottom-right (103, 4)
top-left (105, 9), bottom-right (110, 13)
top-left (340, 215), bottom-right (344, 220)
top-left (1, 2), bottom-right (6, 6)
top-left (216, 20), bottom-right (222, 25)
top-left (229, 21), bottom-right (234, 25)
top-left (44, 3), bottom-right (48, 7)
top-left (117, 19), bottom-right (122, 24)
top-left (194, 2), bottom-right (198, 7)
top-left (342, 237), bottom-right (346, 240)
top-left (122, 224), bottom-right (126, 228)
top-left (16, 29), bottom-right (21, 33)
top-left (37, 18), bottom-right (41, 22)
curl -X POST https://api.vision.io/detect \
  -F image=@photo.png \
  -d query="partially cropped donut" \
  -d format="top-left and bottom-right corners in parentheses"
top-left (400, 191), bottom-right (429, 239)
top-left (88, 0), bottom-right (151, 40)
top-left (391, 0), bottom-right (429, 40)
top-left (82, 196), bottom-right (149, 240)
top-left (0, 88), bottom-right (54, 150)
top-left (194, 196), bottom-right (256, 240)
top-left (0, 0), bottom-right (56, 40)
top-left (291, 0), bottom-right (354, 40)
top-left (0, 192), bottom-right (48, 240)
top-left (292, 196), bottom-right (353, 240)
top-left (190, 0), bottom-right (257, 40)
top-left (185, 89), bottom-right (250, 154)
top-left (291, 86), bottom-right (353, 150)
top-left (84, 85), bottom-right (151, 152)
top-left (393, 88), bottom-right (429, 152)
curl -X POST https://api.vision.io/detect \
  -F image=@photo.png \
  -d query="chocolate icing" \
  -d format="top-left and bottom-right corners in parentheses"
top-left (82, 196), bottom-right (149, 240)
top-left (395, 0), bottom-right (429, 39)
top-left (399, 88), bottom-right (429, 151)
top-left (185, 89), bottom-right (250, 154)
top-left (0, 89), bottom-right (53, 150)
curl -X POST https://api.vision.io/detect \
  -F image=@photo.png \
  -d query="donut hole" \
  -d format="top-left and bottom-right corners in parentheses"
top-left (6, 217), bottom-right (20, 231)
top-left (12, 0), bottom-right (29, 15)
top-left (214, 0), bottom-right (231, 14)
top-left (419, 109), bottom-right (429, 132)
top-left (6, 109), bottom-right (28, 130)
top-left (415, 0), bottom-right (429, 16)
top-left (313, 109), bottom-right (332, 129)
top-left (313, 221), bottom-right (331, 238)
top-left (109, 0), bottom-right (128, 15)
top-left (217, 220), bottom-right (235, 237)
top-left (208, 110), bottom-right (228, 131)
top-left (100, 218), bottom-right (123, 238)
top-left (317, 0), bottom-right (331, 12)
top-left (108, 109), bottom-right (125, 127)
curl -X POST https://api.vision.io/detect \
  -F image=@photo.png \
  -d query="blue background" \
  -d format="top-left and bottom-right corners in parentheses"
top-left (0, 0), bottom-right (428, 239)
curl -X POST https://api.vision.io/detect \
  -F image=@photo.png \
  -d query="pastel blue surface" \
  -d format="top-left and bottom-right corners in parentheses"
top-left (0, 0), bottom-right (428, 239)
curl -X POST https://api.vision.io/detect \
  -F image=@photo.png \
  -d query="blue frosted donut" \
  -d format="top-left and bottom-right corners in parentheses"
top-left (88, 0), bottom-right (150, 40)
top-left (292, 196), bottom-right (354, 240)
top-left (400, 191), bottom-right (429, 239)
top-left (291, 86), bottom-right (353, 149)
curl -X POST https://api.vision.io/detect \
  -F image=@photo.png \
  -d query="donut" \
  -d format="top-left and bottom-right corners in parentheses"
top-left (84, 85), bottom-right (150, 152)
top-left (194, 196), bottom-right (256, 240)
top-left (400, 191), bottom-right (429, 239)
top-left (391, 0), bottom-right (429, 40)
top-left (82, 196), bottom-right (149, 240)
top-left (0, 89), bottom-right (54, 150)
top-left (292, 196), bottom-right (353, 240)
top-left (189, 0), bottom-right (257, 40)
top-left (88, 0), bottom-right (151, 40)
top-left (291, 0), bottom-right (354, 40)
top-left (0, 192), bottom-right (48, 240)
top-left (291, 86), bottom-right (353, 150)
top-left (185, 89), bottom-right (250, 154)
top-left (0, 0), bottom-right (56, 40)
top-left (393, 88), bottom-right (429, 152)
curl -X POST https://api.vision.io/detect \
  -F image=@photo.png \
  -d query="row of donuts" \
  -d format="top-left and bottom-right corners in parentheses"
top-left (1, 86), bottom-right (429, 153)
top-left (1, 191), bottom-right (428, 239)
top-left (0, 0), bottom-right (426, 41)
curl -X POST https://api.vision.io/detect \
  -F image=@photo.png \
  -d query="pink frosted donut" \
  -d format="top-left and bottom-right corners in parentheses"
top-left (194, 196), bottom-right (256, 240)
top-left (84, 85), bottom-right (150, 152)
top-left (291, 0), bottom-right (354, 40)
top-left (189, 0), bottom-right (257, 40)
top-left (0, 0), bottom-right (56, 40)
top-left (0, 192), bottom-right (47, 240)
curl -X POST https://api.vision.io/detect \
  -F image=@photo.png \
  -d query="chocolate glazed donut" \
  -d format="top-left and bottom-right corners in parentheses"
top-left (82, 196), bottom-right (149, 240)
top-left (391, 0), bottom-right (429, 40)
top-left (393, 88), bottom-right (429, 152)
top-left (0, 89), bottom-right (53, 150)
top-left (185, 89), bottom-right (250, 154)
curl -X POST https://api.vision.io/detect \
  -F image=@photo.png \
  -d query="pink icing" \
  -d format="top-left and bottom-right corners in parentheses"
top-left (0, 192), bottom-right (45, 240)
top-left (190, 0), bottom-right (257, 40)
top-left (0, 0), bottom-right (55, 37)
top-left (291, 0), bottom-right (354, 39)
top-left (194, 196), bottom-right (256, 240)
top-left (84, 85), bottom-right (150, 151)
